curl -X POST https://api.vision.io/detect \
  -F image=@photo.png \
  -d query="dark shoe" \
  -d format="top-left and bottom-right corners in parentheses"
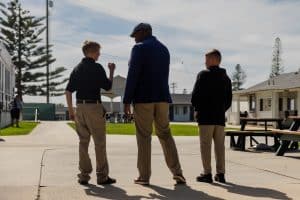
top-left (196, 173), bottom-right (213, 183)
top-left (78, 179), bottom-right (89, 185)
top-left (97, 177), bottom-right (116, 185)
top-left (173, 174), bottom-right (186, 184)
top-left (77, 173), bottom-right (90, 185)
top-left (214, 173), bottom-right (226, 183)
top-left (134, 178), bottom-right (150, 186)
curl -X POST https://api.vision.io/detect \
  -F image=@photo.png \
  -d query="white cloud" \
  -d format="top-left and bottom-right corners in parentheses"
top-left (7, 0), bottom-right (300, 104)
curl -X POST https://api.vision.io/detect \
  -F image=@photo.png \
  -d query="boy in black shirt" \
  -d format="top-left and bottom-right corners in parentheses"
top-left (191, 49), bottom-right (232, 183)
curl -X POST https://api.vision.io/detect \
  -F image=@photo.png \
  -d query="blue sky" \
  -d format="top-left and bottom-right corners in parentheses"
top-left (6, 0), bottom-right (300, 104)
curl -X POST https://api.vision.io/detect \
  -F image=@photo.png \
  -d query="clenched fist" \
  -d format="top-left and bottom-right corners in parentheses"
top-left (108, 63), bottom-right (116, 71)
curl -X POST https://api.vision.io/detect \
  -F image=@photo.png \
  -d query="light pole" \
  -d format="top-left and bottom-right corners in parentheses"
top-left (46, 0), bottom-right (53, 103)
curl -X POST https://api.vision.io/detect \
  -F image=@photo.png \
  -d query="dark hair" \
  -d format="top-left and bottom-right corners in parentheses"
top-left (206, 49), bottom-right (222, 62)
top-left (82, 40), bottom-right (101, 56)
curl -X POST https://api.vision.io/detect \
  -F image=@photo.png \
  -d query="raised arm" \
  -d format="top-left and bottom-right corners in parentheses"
top-left (99, 63), bottom-right (115, 91)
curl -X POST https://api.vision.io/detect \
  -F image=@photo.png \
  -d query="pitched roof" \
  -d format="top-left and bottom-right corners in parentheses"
top-left (234, 70), bottom-right (300, 95)
top-left (171, 94), bottom-right (192, 105)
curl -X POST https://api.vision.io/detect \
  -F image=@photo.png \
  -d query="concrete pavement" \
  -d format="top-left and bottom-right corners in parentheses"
top-left (0, 121), bottom-right (299, 200)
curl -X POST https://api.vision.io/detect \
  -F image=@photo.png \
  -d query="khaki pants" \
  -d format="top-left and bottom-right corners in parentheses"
top-left (134, 103), bottom-right (183, 180)
top-left (199, 125), bottom-right (225, 174)
top-left (75, 104), bottom-right (109, 182)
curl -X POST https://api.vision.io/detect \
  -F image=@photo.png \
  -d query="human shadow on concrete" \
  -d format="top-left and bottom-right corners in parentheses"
top-left (148, 184), bottom-right (225, 200)
top-left (214, 182), bottom-right (292, 200)
top-left (84, 184), bottom-right (152, 200)
top-left (285, 155), bottom-right (300, 160)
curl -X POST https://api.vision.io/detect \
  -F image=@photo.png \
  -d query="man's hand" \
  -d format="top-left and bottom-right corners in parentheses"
top-left (124, 104), bottom-right (131, 116)
top-left (69, 109), bottom-right (76, 121)
top-left (194, 111), bottom-right (198, 121)
top-left (65, 90), bottom-right (75, 121)
top-left (108, 63), bottom-right (116, 71)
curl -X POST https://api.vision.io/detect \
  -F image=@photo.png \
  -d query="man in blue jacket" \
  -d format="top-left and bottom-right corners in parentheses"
top-left (123, 23), bottom-right (185, 186)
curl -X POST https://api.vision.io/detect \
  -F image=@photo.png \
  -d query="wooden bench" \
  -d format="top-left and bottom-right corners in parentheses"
top-left (272, 129), bottom-right (300, 156)
top-left (226, 130), bottom-right (277, 151)
top-left (272, 129), bottom-right (300, 136)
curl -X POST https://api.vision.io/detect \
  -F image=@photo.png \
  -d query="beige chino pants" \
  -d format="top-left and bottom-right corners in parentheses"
top-left (75, 103), bottom-right (109, 182)
top-left (199, 125), bottom-right (225, 174)
top-left (133, 102), bottom-right (183, 180)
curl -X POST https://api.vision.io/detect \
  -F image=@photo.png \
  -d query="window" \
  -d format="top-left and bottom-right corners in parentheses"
top-left (0, 61), bottom-right (3, 110)
top-left (175, 106), bottom-right (179, 115)
top-left (279, 98), bottom-right (283, 111)
top-left (0, 61), bottom-right (2, 91)
top-left (287, 98), bottom-right (295, 110)
top-left (259, 98), bottom-right (271, 111)
top-left (5, 69), bottom-right (10, 94)
top-left (183, 106), bottom-right (188, 115)
top-left (260, 99), bottom-right (263, 111)
top-left (249, 95), bottom-right (256, 111)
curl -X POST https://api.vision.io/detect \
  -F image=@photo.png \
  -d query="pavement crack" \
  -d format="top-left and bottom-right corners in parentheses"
top-left (227, 160), bottom-right (300, 181)
top-left (35, 148), bottom-right (56, 200)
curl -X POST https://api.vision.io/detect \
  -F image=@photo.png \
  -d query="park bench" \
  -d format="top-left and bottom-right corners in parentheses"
top-left (226, 117), bottom-right (283, 151)
top-left (272, 119), bottom-right (300, 156)
top-left (226, 130), bottom-right (277, 151)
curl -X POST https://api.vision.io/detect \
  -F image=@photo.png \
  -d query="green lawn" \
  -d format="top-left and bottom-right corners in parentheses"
top-left (0, 122), bottom-right (39, 136)
top-left (68, 122), bottom-right (236, 136)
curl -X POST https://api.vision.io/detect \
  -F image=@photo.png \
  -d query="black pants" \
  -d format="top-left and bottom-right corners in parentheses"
top-left (10, 108), bottom-right (20, 120)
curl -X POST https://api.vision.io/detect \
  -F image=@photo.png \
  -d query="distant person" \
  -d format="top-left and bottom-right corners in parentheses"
top-left (123, 23), bottom-right (186, 185)
top-left (191, 49), bottom-right (232, 183)
top-left (10, 95), bottom-right (23, 127)
top-left (65, 40), bottom-right (116, 185)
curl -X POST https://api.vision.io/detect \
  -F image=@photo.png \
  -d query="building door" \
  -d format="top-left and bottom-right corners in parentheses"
top-left (190, 106), bottom-right (194, 121)
top-left (169, 105), bottom-right (174, 121)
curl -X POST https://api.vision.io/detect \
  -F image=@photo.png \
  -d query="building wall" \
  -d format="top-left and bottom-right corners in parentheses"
top-left (228, 90), bottom-right (300, 126)
top-left (23, 103), bottom-right (56, 121)
top-left (254, 91), bottom-right (273, 119)
top-left (172, 105), bottom-right (191, 122)
top-left (0, 42), bottom-right (15, 128)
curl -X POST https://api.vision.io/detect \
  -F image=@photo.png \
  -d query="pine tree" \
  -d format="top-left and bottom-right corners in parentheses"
top-left (232, 64), bottom-right (246, 91)
top-left (270, 37), bottom-right (284, 78)
top-left (0, 0), bottom-right (67, 100)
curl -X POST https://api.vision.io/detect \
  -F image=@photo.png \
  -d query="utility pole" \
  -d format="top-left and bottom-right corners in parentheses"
top-left (46, 0), bottom-right (53, 103)
top-left (170, 82), bottom-right (177, 94)
top-left (17, 4), bottom-right (22, 98)
top-left (46, 0), bottom-right (49, 103)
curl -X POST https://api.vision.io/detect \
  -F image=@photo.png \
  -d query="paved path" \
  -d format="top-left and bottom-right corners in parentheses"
top-left (0, 121), bottom-right (299, 200)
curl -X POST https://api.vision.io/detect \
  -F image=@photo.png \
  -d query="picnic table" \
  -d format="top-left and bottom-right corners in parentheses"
top-left (273, 116), bottom-right (300, 156)
top-left (226, 117), bottom-right (283, 151)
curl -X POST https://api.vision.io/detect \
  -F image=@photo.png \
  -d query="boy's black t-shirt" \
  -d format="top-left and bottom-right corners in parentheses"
top-left (66, 57), bottom-right (112, 102)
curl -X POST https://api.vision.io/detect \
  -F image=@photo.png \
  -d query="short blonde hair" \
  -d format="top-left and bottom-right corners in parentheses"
top-left (206, 49), bottom-right (222, 62)
top-left (82, 40), bottom-right (101, 56)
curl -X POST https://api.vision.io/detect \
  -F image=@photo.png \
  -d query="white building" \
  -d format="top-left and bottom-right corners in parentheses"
top-left (0, 42), bottom-right (15, 128)
top-left (227, 71), bottom-right (300, 125)
top-left (169, 94), bottom-right (193, 122)
top-left (100, 75), bottom-right (194, 122)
